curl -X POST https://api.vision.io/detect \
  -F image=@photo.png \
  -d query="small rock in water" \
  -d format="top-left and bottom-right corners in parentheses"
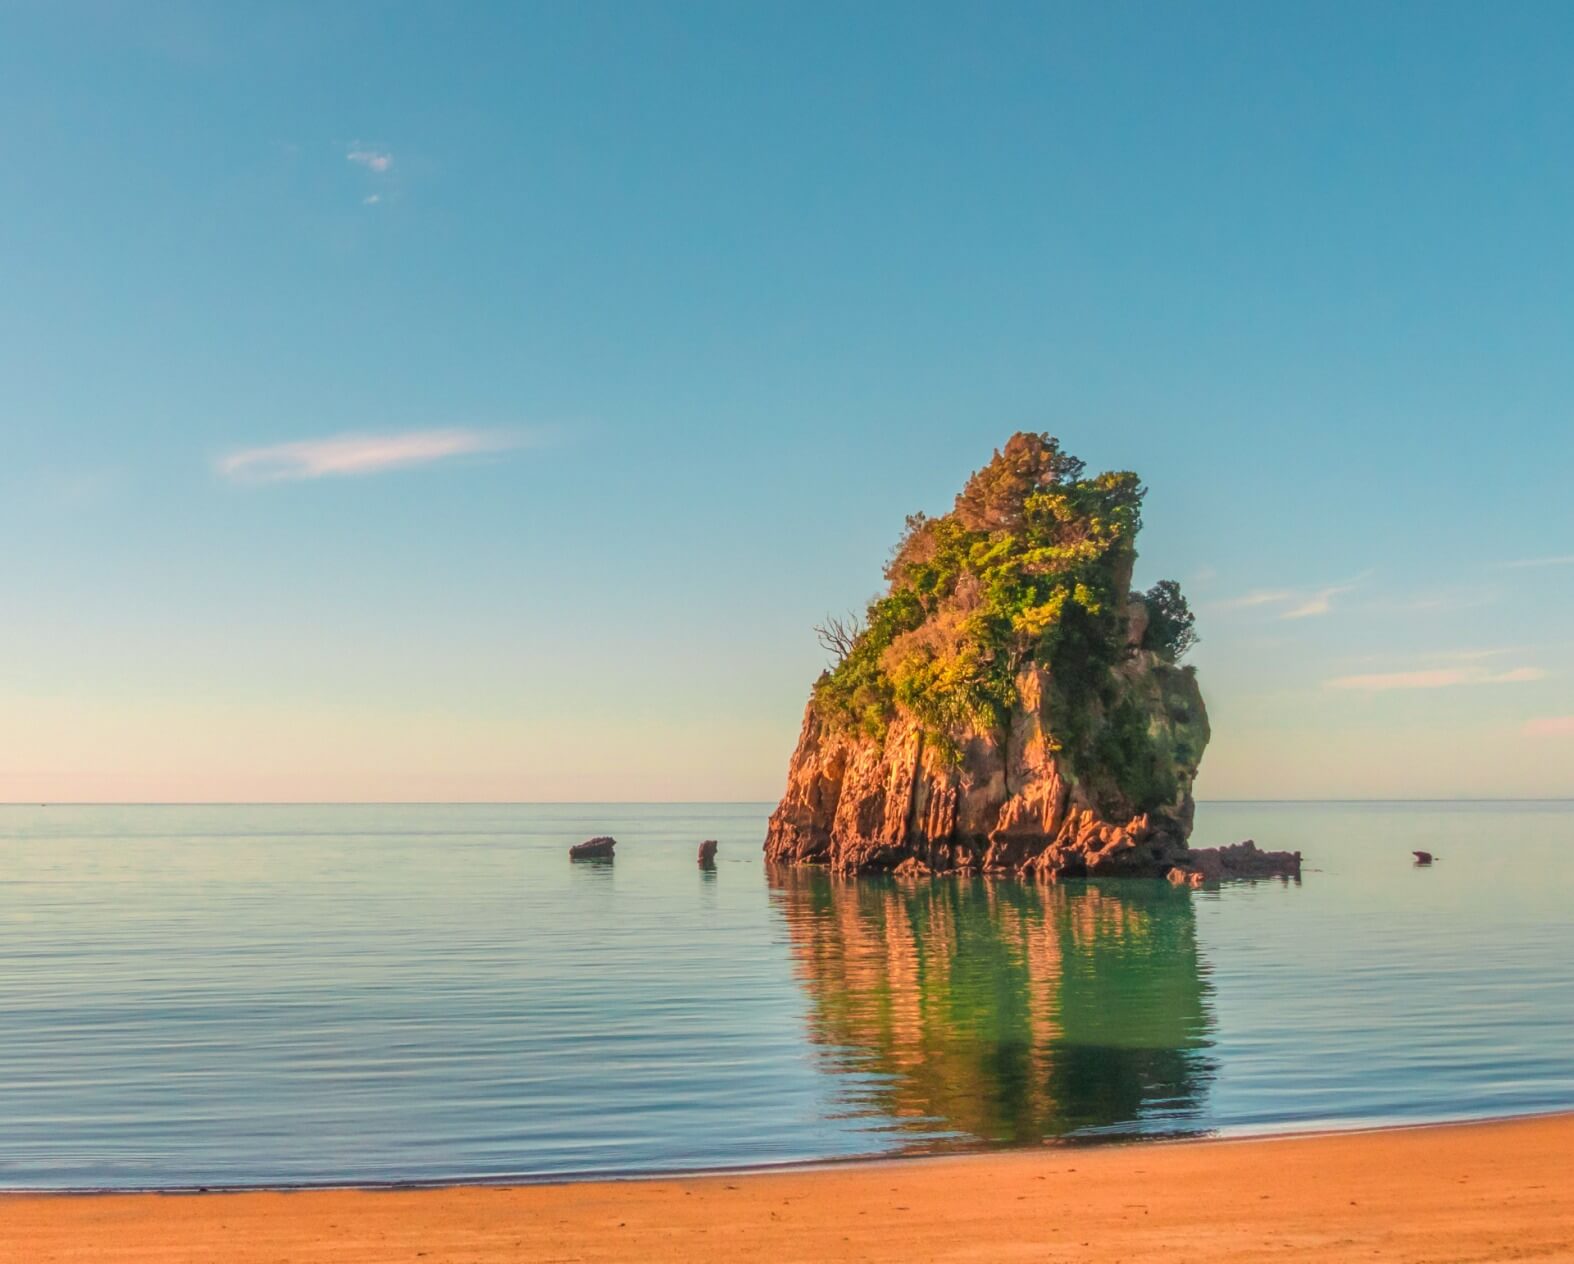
top-left (698, 839), bottom-right (718, 867)
top-left (569, 836), bottom-right (616, 860)
top-left (1413, 850), bottom-right (1435, 866)
top-left (1168, 839), bottom-right (1300, 885)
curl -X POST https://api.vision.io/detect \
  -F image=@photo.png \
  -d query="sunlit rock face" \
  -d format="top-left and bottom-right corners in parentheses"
top-left (768, 869), bottom-right (1213, 1144)
top-left (765, 433), bottom-right (1215, 879)
top-left (764, 654), bottom-right (1209, 878)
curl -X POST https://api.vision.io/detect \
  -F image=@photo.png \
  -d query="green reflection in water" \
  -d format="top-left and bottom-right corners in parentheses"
top-left (769, 869), bottom-right (1216, 1147)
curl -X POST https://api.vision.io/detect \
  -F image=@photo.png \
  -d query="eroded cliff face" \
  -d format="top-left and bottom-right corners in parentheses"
top-left (766, 432), bottom-right (1301, 882)
top-left (765, 611), bottom-right (1211, 879)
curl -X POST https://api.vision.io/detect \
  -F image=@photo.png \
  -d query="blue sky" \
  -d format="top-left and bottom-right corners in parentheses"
top-left (3, 1), bottom-right (1571, 801)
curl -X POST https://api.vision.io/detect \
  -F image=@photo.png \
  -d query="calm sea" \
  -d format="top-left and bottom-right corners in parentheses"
top-left (0, 801), bottom-right (1570, 1189)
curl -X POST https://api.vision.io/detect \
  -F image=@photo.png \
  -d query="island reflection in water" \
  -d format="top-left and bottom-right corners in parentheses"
top-left (769, 868), bottom-right (1217, 1150)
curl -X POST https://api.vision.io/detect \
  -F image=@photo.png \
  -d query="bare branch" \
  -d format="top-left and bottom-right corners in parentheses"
top-left (814, 611), bottom-right (864, 663)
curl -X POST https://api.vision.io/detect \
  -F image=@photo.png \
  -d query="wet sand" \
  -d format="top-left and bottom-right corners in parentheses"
top-left (4, 1113), bottom-right (1572, 1263)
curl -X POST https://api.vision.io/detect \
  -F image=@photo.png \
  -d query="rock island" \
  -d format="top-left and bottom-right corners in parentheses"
top-left (765, 433), bottom-right (1299, 883)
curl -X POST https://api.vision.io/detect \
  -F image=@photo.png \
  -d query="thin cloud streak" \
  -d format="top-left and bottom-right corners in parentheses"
top-left (217, 428), bottom-right (522, 483)
top-left (1336, 647), bottom-right (1522, 668)
top-left (1220, 574), bottom-right (1368, 620)
top-left (1326, 666), bottom-right (1547, 692)
top-left (1425, 647), bottom-right (1522, 662)
top-left (347, 147), bottom-right (392, 173)
top-left (1220, 589), bottom-right (1294, 609)
top-left (1282, 581), bottom-right (1360, 619)
top-left (1524, 716), bottom-right (1574, 737)
top-left (1504, 554), bottom-right (1574, 569)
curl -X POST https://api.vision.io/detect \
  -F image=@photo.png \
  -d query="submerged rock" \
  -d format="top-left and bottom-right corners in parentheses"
top-left (764, 433), bottom-right (1291, 882)
top-left (569, 836), bottom-right (616, 860)
top-left (698, 839), bottom-right (718, 867)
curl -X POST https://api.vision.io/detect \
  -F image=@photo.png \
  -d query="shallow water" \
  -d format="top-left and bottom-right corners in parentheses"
top-left (0, 801), bottom-right (1569, 1189)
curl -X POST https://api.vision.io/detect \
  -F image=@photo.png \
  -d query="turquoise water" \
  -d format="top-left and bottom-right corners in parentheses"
top-left (0, 801), bottom-right (1569, 1189)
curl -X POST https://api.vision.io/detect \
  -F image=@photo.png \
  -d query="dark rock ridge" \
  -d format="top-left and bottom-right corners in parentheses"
top-left (1167, 840), bottom-right (1302, 886)
top-left (763, 433), bottom-right (1299, 883)
top-left (569, 836), bottom-right (616, 860)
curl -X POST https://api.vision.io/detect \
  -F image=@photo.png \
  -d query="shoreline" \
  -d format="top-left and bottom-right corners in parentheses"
top-left (7, 1106), bottom-right (1573, 1196)
top-left (6, 1113), bottom-right (1572, 1262)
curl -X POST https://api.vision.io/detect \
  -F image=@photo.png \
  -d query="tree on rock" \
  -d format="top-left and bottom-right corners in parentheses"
top-left (1141, 580), bottom-right (1198, 662)
top-left (952, 432), bottom-right (1087, 532)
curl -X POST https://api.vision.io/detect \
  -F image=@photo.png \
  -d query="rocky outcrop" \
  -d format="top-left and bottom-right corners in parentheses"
top-left (764, 432), bottom-right (1298, 883)
top-left (698, 839), bottom-right (718, 867)
top-left (1167, 839), bottom-right (1301, 886)
top-left (569, 836), bottom-right (616, 860)
top-left (765, 644), bottom-right (1213, 879)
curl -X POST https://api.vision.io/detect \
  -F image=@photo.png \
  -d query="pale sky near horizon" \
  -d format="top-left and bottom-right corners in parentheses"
top-left (4, 2), bottom-right (1572, 803)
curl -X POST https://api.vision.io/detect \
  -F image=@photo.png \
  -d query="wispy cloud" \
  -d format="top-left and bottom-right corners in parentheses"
top-left (347, 147), bottom-right (392, 173)
top-left (1396, 588), bottom-right (1501, 614)
top-left (1503, 554), bottom-right (1574, 569)
top-left (217, 428), bottom-right (521, 483)
top-left (1336, 647), bottom-right (1523, 669)
top-left (1282, 581), bottom-right (1362, 619)
top-left (1221, 574), bottom-right (1367, 620)
top-left (1524, 716), bottom-right (1574, 737)
top-left (362, 193), bottom-right (381, 206)
top-left (1221, 589), bottom-right (1294, 609)
top-left (1326, 665), bottom-right (1547, 692)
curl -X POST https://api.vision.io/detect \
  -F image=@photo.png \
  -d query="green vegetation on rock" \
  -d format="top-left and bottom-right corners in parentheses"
top-left (812, 433), bottom-right (1199, 809)
top-left (1140, 578), bottom-right (1198, 661)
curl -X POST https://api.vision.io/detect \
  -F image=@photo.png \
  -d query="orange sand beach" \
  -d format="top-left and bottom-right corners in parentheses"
top-left (4, 1113), bottom-right (1572, 1263)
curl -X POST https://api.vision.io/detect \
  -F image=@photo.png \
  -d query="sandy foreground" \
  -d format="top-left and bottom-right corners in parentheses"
top-left (4, 1114), bottom-right (1572, 1264)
